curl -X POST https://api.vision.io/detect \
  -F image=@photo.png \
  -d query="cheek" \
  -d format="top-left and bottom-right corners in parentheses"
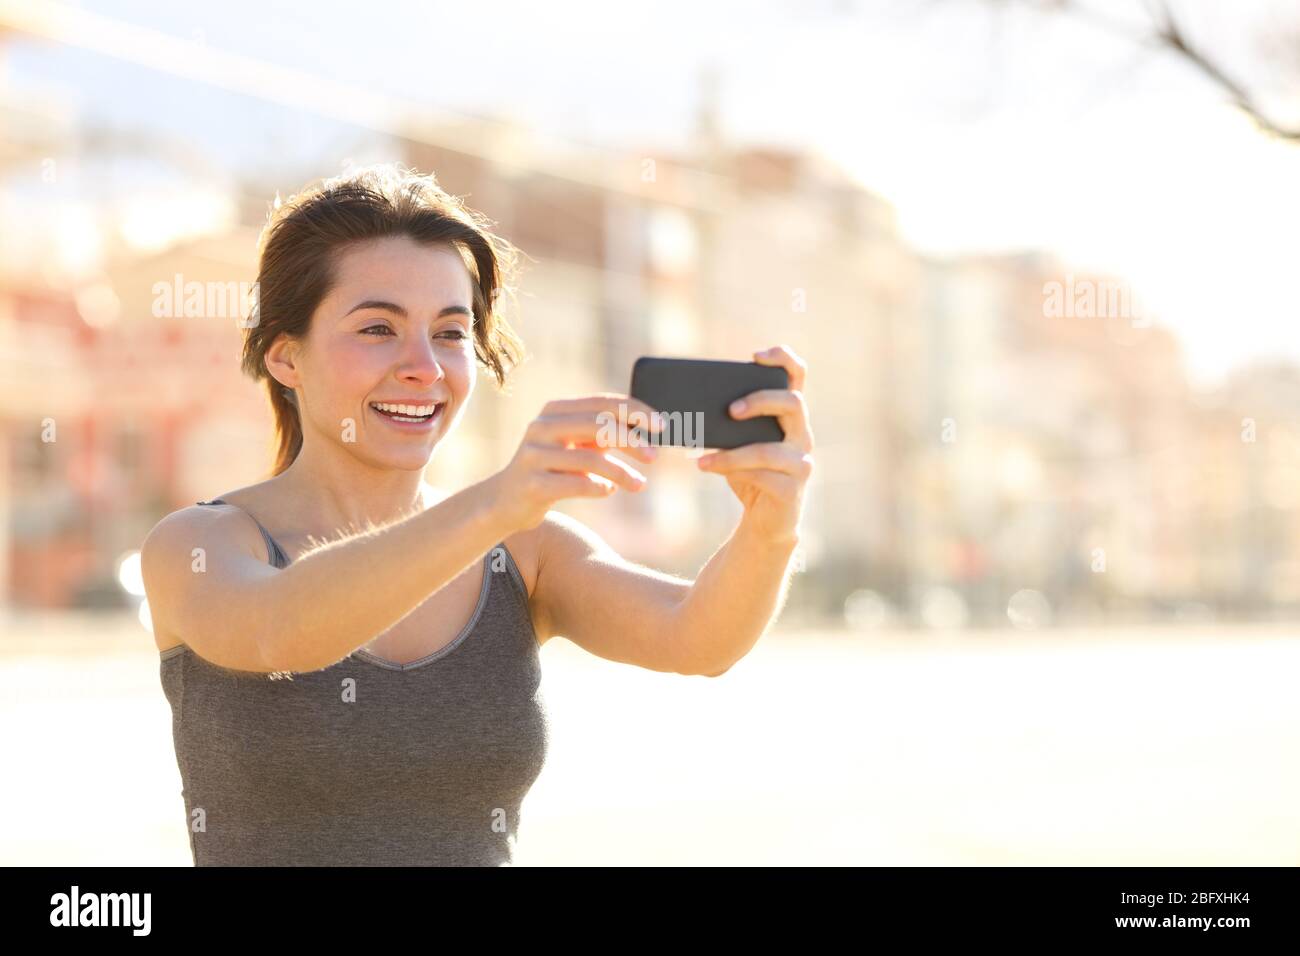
top-left (313, 340), bottom-right (384, 411)
top-left (324, 339), bottom-right (387, 396)
top-left (442, 345), bottom-right (477, 392)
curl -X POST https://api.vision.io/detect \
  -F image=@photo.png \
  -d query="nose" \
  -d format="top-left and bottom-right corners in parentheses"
top-left (396, 334), bottom-right (446, 386)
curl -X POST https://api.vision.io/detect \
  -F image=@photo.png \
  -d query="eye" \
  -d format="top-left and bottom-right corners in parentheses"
top-left (359, 325), bottom-right (468, 340)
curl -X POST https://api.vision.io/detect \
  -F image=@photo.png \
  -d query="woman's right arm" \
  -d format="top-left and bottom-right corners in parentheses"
top-left (140, 395), bottom-right (662, 673)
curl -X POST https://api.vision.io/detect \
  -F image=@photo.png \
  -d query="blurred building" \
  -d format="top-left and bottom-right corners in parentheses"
top-left (2, 17), bottom-right (1298, 625)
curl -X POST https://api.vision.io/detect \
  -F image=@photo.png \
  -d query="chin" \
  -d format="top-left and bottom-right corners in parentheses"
top-left (355, 438), bottom-right (439, 471)
top-left (382, 442), bottom-right (440, 467)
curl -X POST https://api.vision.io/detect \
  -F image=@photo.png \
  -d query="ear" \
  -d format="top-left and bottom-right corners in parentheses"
top-left (264, 332), bottom-right (302, 390)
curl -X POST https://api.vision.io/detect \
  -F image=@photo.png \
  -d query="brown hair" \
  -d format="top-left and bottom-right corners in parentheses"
top-left (241, 162), bottom-right (527, 476)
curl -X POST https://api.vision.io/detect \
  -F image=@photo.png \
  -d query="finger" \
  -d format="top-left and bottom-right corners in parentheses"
top-left (697, 443), bottom-right (813, 478)
top-left (538, 470), bottom-right (620, 499)
top-left (753, 344), bottom-right (806, 392)
top-left (528, 409), bottom-right (662, 449)
top-left (541, 395), bottom-right (666, 434)
top-left (532, 444), bottom-right (647, 491)
top-left (727, 389), bottom-right (812, 451)
top-left (570, 435), bottom-right (659, 465)
top-left (723, 469), bottom-right (800, 501)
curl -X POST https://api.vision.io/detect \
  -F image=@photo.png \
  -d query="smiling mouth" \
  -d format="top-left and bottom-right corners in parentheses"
top-left (369, 402), bottom-right (444, 424)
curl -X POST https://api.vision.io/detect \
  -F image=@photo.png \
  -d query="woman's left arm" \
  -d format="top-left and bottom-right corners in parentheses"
top-left (531, 345), bottom-right (813, 677)
top-left (670, 344), bottom-right (814, 674)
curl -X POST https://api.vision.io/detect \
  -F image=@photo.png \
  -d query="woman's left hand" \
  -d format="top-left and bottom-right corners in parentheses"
top-left (696, 345), bottom-right (815, 546)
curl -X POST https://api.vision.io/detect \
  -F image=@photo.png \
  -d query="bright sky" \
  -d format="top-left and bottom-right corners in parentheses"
top-left (6, 0), bottom-right (1298, 386)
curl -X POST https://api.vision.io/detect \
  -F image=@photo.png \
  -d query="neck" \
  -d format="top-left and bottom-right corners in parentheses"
top-left (273, 445), bottom-right (436, 536)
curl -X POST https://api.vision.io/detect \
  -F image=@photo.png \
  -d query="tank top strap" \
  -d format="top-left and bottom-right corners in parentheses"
top-left (488, 542), bottom-right (530, 607)
top-left (197, 498), bottom-right (291, 568)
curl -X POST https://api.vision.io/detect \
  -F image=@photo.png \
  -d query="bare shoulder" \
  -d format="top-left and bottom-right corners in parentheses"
top-left (498, 511), bottom-right (613, 647)
top-left (535, 509), bottom-right (616, 558)
top-left (139, 501), bottom-right (269, 653)
top-left (144, 498), bottom-right (271, 566)
top-left (142, 502), bottom-right (261, 567)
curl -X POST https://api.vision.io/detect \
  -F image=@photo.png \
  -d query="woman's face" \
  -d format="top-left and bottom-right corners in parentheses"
top-left (280, 235), bottom-right (478, 471)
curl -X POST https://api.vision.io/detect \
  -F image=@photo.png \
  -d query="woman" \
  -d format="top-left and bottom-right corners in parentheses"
top-left (141, 162), bottom-right (815, 866)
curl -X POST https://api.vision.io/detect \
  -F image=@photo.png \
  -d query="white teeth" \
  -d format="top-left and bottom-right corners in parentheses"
top-left (372, 402), bottom-right (438, 416)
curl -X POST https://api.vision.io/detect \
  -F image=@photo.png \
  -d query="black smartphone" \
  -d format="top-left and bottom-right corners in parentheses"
top-left (629, 356), bottom-right (789, 449)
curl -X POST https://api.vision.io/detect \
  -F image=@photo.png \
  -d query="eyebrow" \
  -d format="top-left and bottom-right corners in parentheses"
top-left (345, 300), bottom-right (472, 320)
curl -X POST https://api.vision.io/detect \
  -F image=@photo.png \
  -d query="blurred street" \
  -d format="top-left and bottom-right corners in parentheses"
top-left (3, 611), bottom-right (1296, 866)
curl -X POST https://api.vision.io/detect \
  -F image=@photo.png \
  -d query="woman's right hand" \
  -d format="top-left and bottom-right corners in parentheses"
top-left (487, 394), bottom-right (666, 530)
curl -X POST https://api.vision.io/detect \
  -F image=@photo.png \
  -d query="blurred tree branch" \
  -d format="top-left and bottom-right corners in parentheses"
top-left (1009, 0), bottom-right (1300, 141)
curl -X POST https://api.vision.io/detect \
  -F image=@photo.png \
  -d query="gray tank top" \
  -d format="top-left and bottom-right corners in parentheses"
top-left (158, 498), bottom-right (550, 866)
